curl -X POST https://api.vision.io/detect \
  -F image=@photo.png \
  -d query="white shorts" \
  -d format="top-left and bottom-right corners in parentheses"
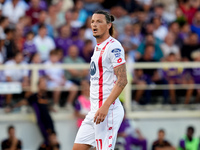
top-left (74, 104), bottom-right (124, 150)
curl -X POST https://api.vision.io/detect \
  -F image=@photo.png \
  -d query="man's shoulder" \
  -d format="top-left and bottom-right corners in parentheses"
top-left (152, 140), bottom-right (159, 145)
top-left (107, 37), bottom-right (123, 50)
top-left (1, 138), bottom-right (9, 144)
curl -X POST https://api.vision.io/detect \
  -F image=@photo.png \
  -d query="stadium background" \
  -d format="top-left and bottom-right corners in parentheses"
top-left (0, 0), bottom-right (200, 150)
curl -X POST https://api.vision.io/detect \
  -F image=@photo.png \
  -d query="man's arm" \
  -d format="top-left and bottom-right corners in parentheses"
top-left (94, 64), bottom-right (128, 124)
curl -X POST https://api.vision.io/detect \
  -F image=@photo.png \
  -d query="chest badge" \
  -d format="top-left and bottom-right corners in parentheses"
top-left (90, 61), bottom-right (96, 76)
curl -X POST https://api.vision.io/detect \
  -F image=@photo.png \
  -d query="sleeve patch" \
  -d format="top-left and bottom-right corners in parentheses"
top-left (111, 48), bottom-right (121, 58)
top-left (117, 58), bottom-right (122, 63)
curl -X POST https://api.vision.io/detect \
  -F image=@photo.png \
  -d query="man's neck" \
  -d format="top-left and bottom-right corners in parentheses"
top-left (96, 34), bottom-right (110, 44)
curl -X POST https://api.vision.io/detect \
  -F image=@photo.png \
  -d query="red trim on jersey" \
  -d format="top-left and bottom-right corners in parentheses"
top-left (113, 62), bottom-right (126, 68)
top-left (98, 42), bottom-right (109, 108)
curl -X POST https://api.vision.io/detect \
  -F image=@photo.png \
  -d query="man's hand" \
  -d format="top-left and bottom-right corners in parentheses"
top-left (94, 104), bottom-right (109, 124)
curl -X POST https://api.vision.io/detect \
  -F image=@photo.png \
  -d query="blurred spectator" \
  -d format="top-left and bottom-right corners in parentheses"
top-left (132, 7), bottom-right (148, 35)
top-left (50, 0), bottom-right (66, 27)
top-left (168, 21), bottom-right (183, 47)
top-left (38, 131), bottom-right (60, 150)
top-left (14, 23), bottom-right (26, 52)
top-left (64, 45), bottom-right (89, 85)
top-left (33, 24), bottom-right (55, 61)
top-left (150, 3), bottom-right (168, 26)
top-left (110, 5), bottom-right (132, 35)
top-left (178, 126), bottom-right (200, 150)
top-left (68, 9), bottom-right (84, 31)
top-left (23, 31), bottom-right (37, 62)
top-left (18, 15), bottom-right (32, 37)
top-left (82, 0), bottom-right (103, 15)
top-left (175, 7), bottom-right (188, 27)
top-left (0, 28), bottom-right (6, 64)
top-left (190, 0), bottom-right (200, 9)
top-left (132, 69), bottom-right (150, 104)
top-left (45, 4), bottom-right (64, 36)
top-left (137, 34), bottom-right (163, 61)
top-left (162, 53), bottom-right (194, 104)
top-left (144, 21), bottom-right (155, 35)
top-left (178, 23), bottom-right (191, 44)
top-left (135, 44), bottom-right (159, 104)
top-left (4, 52), bottom-right (29, 107)
top-left (32, 10), bottom-right (54, 38)
top-left (54, 24), bottom-right (73, 57)
top-left (185, 51), bottom-right (200, 103)
top-left (178, 0), bottom-right (198, 24)
top-left (100, 0), bottom-right (119, 10)
top-left (152, 129), bottom-right (176, 150)
top-left (83, 16), bottom-right (96, 47)
top-left (191, 11), bottom-right (200, 39)
top-left (73, 0), bottom-right (88, 25)
top-left (0, 16), bottom-right (9, 39)
top-left (14, 77), bottom-right (57, 146)
top-left (0, 3), bottom-right (2, 18)
top-left (117, 111), bottom-right (147, 150)
top-left (2, 0), bottom-right (27, 25)
top-left (74, 79), bottom-right (90, 128)
top-left (53, 0), bottom-right (74, 14)
top-left (25, 0), bottom-right (42, 25)
top-left (152, 16), bottom-right (168, 41)
top-left (1, 125), bottom-right (22, 150)
top-left (4, 28), bottom-right (17, 61)
top-left (117, 0), bottom-right (140, 14)
top-left (56, 48), bottom-right (64, 62)
top-left (80, 39), bottom-right (93, 63)
top-left (44, 50), bottom-right (78, 110)
top-left (135, 0), bottom-right (152, 12)
top-left (181, 32), bottom-right (200, 61)
top-left (118, 23), bottom-right (143, 53)
top-left (160, 32), bottom-right (181, 60)
top-left (29, 52), bottom-right (45, 77)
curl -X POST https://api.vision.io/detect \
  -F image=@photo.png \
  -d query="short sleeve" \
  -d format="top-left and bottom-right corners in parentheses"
top-left (109, 44), bottom-right (126, 68)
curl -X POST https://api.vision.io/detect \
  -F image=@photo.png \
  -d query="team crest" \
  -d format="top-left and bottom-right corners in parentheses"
top-left (96, 47), bottom-right (101, 51)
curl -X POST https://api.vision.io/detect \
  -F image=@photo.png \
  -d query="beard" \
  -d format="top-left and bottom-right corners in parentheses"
top-left (93, 34), bottom-right (101, 38)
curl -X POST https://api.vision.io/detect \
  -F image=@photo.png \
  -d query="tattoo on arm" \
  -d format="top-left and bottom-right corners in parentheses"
top-left (114, 64), bottom-right (128, 89)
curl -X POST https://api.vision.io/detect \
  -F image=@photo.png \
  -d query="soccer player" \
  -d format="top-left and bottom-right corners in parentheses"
top-left (73, 10), bottom-right (128, 150)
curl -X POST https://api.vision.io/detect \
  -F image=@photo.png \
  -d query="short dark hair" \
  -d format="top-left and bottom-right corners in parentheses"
top-left (38, 24), bottom-right (46, 30)
top-left (0, 16), bottom-right (8, 24)
top-left (94, 10), bottom-right (115, 36)
top-left (4, 28), bottom-right (14, 34)
top-left (158, 129), bottom-right (165, 133)
top-left (14, 51), bottom-right (23, 58)
top-left (25, 31), bottom-right (35, 37)
top-left (145, 44), bottom-right (155, 49)
top-left (187, 126), bottom-right (194, 133)
top-left (49, 49), bottom-right (59, 56)
top-left (8, 125), bottom-right (14, 132)
top-left (168, 52), bottom-right (176, 56)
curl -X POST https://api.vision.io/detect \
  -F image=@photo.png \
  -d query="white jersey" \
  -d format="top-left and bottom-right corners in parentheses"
top-left (89, 36), bottom-right (126, 112)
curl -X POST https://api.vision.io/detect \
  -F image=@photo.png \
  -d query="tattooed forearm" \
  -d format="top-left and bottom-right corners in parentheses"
top-left (114, 64), bottom-right (128, 89)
